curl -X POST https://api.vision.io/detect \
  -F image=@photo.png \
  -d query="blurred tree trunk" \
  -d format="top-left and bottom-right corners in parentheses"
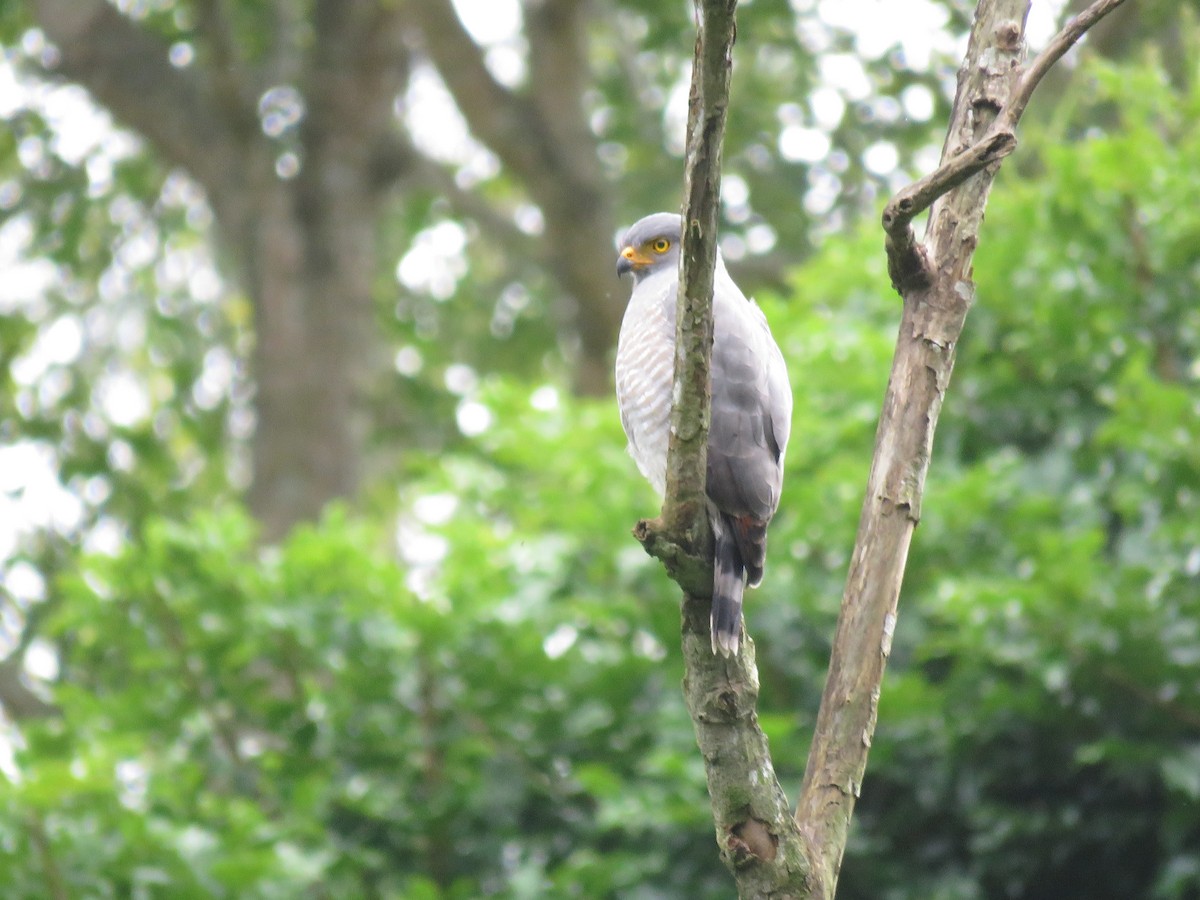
top-left (402, 0), bottom-right (624, 395)
top-left (212, 4), bottom-right (408, 540)
top-left (30, 0), bottom-right (408, 540)
top-left (29, 0), bottom-right (622, 537)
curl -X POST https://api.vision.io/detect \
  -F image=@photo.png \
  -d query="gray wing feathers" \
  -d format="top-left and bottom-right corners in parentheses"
top-left (705, 290), bottom-right (791, 522)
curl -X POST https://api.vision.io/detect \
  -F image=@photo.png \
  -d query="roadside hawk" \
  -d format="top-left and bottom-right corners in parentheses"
top-left (615, 212), bottom-right (793, 656)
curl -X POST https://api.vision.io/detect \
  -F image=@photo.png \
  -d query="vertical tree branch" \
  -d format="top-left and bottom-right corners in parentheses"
top-left (794, 4), bottom-right (1031, 892)
top-left (665, 1), bottom-right (729, 542)
top-left (638, 2), bottom-right (813, 896)
top-left (795, 0), bottom-right (1127, 895)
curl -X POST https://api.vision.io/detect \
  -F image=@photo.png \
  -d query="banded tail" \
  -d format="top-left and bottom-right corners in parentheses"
top-left (709, 511), bottom-right (769, 657)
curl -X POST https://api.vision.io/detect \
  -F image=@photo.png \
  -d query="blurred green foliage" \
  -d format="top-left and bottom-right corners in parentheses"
top-left (2, 43), bottom-right (1200, 900)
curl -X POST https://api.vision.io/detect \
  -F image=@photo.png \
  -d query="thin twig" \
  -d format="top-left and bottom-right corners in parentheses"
top-left (882, 129), bottom-right (1017, 240)
top-left (1006, 0), bottom-right (1131, 125)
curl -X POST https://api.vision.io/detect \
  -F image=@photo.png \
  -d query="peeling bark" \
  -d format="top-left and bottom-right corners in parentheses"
top-left (797, 1), bottom-right (1125, 893)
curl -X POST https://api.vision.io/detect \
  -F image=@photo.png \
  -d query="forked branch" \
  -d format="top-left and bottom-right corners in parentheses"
top-left (883, 0), bottom-right (1131, 292)
top-left (798, 0), bottom-right (1131, 897)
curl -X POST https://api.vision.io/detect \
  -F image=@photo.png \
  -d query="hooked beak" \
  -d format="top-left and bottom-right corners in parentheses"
top-left (616, 245), bottom-right (648, 277)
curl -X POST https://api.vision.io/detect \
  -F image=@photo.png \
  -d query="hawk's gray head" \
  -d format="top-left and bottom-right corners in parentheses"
top-left (616, 212), bottom-right (682, 283)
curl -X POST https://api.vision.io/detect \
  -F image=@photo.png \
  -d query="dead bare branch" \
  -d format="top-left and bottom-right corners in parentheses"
top-left (798, 0), bottom-right (1132, 895)
top-left (882, 0), bottom-right (1130, 292)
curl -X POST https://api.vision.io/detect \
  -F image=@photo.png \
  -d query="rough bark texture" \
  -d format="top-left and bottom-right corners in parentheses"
top-left (793, 4), bottom-right (1031, 893)
top-left (636, 2), bottom-right (812, 896)
top-left (795, 0), bottom-right (1127, 895)
top-left (635, 0), bottom-right (1128, 897)
top-left (674, 8), bottom-right (812, 893)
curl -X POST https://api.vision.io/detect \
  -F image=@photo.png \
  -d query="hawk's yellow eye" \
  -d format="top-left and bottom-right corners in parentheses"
top-left (651, 238), bottom-right (671, 253)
